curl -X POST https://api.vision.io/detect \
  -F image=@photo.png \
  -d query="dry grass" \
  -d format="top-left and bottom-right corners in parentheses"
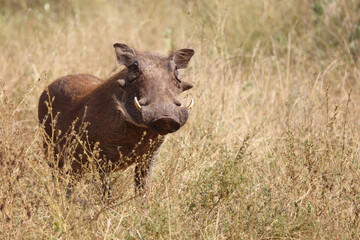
top-left (1, 0), bottom-right (360, 239)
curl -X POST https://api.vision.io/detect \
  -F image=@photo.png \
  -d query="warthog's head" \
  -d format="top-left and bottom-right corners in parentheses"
top-left (113, 43), bottom-right (195, 135)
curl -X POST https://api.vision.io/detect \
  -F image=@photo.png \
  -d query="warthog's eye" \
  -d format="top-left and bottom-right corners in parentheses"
top-left (174, 68), bottom-right (181, 83)
top-left (173, 68), bottom-right (182, 88)
top-left (128, 61), bottom-right (139, 72)
top-left (128, 61), bottom-right (140, 82)
top-left (174, 68), bottom-right (179, 80)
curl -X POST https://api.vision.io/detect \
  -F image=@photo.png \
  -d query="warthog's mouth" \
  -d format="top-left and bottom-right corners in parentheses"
top-left (133, 97), bottom-right (194, 112)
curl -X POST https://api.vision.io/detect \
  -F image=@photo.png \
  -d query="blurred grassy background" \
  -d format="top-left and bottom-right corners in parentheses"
top-left (0, 0), bottom-right (360, 239)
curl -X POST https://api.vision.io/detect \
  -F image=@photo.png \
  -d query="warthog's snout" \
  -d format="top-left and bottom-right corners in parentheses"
top-left (140, 102), bottom-right (189, 135)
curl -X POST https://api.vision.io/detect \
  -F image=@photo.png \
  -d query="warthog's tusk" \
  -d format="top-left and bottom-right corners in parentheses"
top-left (134, 97), bottom-right (142, 111)
top-left (187, 98), bottom-right (194, 110)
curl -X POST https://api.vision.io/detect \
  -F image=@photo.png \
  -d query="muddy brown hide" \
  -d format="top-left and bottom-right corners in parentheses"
top-left (38, 43), bottom-right (195, 194)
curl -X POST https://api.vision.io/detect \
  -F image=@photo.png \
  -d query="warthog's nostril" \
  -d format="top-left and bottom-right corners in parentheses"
top-left (149, 118), bottom-right (180, 135)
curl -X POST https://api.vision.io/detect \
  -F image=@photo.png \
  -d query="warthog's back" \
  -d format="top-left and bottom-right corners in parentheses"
top-left (38, 74), bottom-right (102, 138)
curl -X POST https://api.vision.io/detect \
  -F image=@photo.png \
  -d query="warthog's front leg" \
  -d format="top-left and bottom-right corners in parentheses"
top-left (100, 159), bottom-right (112, 199)
top-left (134, 156), bottom-right (155, 195)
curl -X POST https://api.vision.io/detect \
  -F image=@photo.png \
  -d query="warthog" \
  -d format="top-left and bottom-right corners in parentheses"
top-left (38, 43), bottom-right (195, 195)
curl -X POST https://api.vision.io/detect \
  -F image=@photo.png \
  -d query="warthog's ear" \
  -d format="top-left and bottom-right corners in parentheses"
top-left (113, 43), bottom-right (136, 67)
top-left (171, 49), bottom-right (195, 69)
